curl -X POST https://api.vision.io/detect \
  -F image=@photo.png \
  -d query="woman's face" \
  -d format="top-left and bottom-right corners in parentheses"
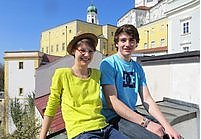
top-left (73, 42), bottom-right (95, 66)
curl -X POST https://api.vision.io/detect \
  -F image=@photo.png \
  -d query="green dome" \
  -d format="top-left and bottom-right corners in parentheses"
top-left (87, 4), bottom-right (97, 14)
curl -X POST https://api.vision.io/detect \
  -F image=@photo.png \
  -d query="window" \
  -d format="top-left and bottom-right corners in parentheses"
top-left (160, 39), bottom-right (165, 47)
top-left (103, 42), bottom-right (106, 49)
top-left (69, 30), bottom-right (71, 33)
top-left (111, 32), bottom-right (114, 36)
top-left (46, 47), bottom-right (48, 53)
top-left (180, 17), bottom-right (191, 35)
top-left (183, 22), bottom-right (189, 34)
top-left (151, 28), bottom-right (154, 35)
top-left (151, 41), bottom-right (155, 48)
top-left (56, 44), bottom-right (59, 52)
top-left (183, 46), bottom-right (189, 52)
top-left (41, 48), bottom-right (44, 52)
top-left (19, 62), bottom-right (23, 69)
top-left (62, 43), bottom-right (65, 51)
top-left (144, 43), bottom-right (148, 49)
top-left (112, 44), bottom-right (114, 51)
top-left (51, 45), bottom-right (53, 52)
top-left (19, 88), bottom-right (23, 96)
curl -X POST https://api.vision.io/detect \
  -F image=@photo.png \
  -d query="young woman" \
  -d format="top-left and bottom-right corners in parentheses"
top-left (39, 33), bottom-right (127, 139)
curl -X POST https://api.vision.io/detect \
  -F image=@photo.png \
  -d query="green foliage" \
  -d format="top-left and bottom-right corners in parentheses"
top-left (7, 94), bottom-right (41, 139)
top-left (0, 113), bottom-right (3, 138)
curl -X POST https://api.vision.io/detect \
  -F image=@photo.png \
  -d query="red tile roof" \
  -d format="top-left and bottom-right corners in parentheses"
top-left (134, 46), bottom-right (168, 54)
top-left (34, 94), bottom-right (65, 133)
top-left (135, 6), bottom-right (151, 10)
top-left (43, 54), bottom-right (62, 63)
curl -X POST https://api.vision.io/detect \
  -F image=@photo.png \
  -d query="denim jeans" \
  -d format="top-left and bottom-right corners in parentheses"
top-left (74, 124), bottom-right (128, 139)
top-left (109, 115), bottom-right (160, 139)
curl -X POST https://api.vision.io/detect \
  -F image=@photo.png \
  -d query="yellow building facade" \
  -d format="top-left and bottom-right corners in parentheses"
top-left (40, 20), bottom-right (117, 56)
top-left (136, 18), bottom-right (168, 55)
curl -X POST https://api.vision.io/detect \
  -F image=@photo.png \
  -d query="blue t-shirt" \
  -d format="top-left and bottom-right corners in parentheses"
top-left (100, 54), bottom-right (147, 121)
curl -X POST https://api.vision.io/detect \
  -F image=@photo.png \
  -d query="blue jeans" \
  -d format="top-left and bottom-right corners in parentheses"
top-left (74, 124), bottom-right (128, 139)
top-left (109, 116), bottom-right (160, 139)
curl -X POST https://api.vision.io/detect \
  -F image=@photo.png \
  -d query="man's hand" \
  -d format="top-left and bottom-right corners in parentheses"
top-left (145, 121), bottom-right (165, 138)
top-left (164, 125), bottom-right (183, 139)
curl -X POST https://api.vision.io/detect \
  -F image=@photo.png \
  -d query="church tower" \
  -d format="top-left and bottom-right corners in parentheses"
top-left (87, 3), bottom-right (99, 24)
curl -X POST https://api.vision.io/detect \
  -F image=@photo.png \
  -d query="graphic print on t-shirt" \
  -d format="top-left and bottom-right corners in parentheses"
top-left (123, 71), bottom-right (135, 88)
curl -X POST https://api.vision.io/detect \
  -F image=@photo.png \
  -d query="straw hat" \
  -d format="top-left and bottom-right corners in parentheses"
top-left (67, 32), bottom-right (98, 55)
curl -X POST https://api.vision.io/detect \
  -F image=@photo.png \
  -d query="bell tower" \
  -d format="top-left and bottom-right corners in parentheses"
top-left (87, 2), bottom-right (99, 24)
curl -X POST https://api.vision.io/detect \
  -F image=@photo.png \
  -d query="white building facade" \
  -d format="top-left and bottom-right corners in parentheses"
top-left (117, 8), bottom-right (148, 27)
top-left (118, 0), bottom-right (200, 54)
top-left (149, 0), bottom-right (168, 22)
top-left (4, 51), bottom-right (43, 134)
top-left (165, 0), bottom-right (200, 53)
top-left (135, 0), bottom-right (159, 8)
top-left (117, 0), bottom-right (168, 27)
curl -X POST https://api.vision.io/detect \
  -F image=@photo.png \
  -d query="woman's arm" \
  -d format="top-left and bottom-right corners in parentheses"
top-left (39, 116), bottom-right (54, 139)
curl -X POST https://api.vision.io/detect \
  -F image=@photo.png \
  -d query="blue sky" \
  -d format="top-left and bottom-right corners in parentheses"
top-left (0, 0), bottom-right (134, 63)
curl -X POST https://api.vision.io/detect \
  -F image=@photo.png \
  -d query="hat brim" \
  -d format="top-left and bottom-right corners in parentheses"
top-left (67, 33), bottom-right (98, 55)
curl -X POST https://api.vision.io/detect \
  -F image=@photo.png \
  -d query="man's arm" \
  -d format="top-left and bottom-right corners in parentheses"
top-left (102, 84), bottom-right (165, 137)
top-left (102, 84), bottom-right (145, 124)
top-left (39, 116), bottom-right (54, 139)
top-left (139, 85), bottom-right (181, 139)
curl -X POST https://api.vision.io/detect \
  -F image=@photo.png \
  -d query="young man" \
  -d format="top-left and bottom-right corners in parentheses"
top-left (100, 24), bottom-right (182, 139)
top-left (39, 33), bottom-right (127, 139)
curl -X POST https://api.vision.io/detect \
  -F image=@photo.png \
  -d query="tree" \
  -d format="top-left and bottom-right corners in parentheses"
top-left (0, 102), bottom-right (4, 138)
top-left (6, 94), bottom-right (41, 139)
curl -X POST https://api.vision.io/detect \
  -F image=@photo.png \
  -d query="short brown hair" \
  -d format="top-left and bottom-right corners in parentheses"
top-left (114, 24), bottom-right (140, 44)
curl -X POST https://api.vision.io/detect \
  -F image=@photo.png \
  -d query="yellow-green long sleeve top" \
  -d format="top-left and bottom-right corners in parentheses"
top-left (44, 68), bottom-right (108, 139)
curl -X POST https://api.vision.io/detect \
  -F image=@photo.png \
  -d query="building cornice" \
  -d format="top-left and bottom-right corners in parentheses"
top-left (165, 0), bottom-right (200, 16)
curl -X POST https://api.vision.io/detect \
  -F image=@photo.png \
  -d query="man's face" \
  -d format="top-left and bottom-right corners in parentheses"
top-left (116, 33), bottom-right (138, 57)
